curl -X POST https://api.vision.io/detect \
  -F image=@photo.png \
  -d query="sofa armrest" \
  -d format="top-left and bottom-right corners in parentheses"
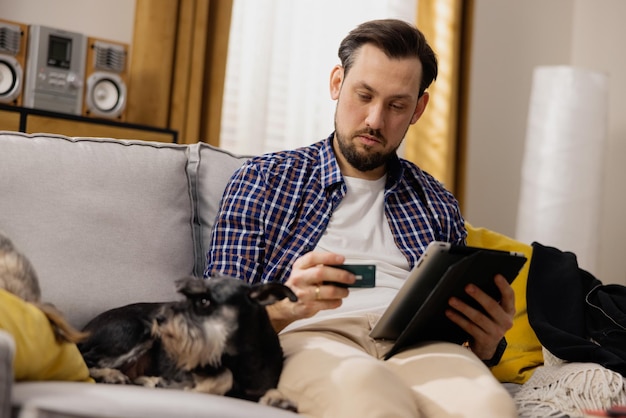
top-left (0, 329), bottom-right (15, 418)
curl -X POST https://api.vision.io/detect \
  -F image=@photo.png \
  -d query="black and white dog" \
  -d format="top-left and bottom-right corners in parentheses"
top-left (78, 276), bottom-right (298, 411)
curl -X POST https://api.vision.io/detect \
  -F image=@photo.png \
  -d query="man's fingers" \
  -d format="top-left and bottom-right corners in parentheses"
top-left (292, 251), bottom-right (345, 270)
top-left (495, 274), bottom-right (516, 316)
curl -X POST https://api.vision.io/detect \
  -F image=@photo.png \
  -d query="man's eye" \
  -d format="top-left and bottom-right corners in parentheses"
top-left (357, 93), bottom-right (371, 101)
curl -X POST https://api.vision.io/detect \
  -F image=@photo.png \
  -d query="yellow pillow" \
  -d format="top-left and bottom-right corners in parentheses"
top-left (0, 288), bottom-right (93, 382)
top-left (465, 222), bottom-right (543, 383)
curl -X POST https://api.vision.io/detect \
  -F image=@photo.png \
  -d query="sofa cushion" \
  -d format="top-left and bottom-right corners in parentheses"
top-left (13, 382), bottom-right (299, 418)
top-left (465, 222), bottom-right (544, 384)
top-left (0, 289), bottom-right (92, 382)
top-left (0, 330), bottom-right (13, 418)
top-left (0, 132), bottom-right (196, 328)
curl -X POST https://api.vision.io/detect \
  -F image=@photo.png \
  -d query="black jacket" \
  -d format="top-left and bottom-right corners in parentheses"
top-left (526, 242), bottom-right (626, 376)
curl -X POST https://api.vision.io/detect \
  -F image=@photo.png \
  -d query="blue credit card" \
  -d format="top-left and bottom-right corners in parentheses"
top-left (326, 264), bottom-right (376, 288)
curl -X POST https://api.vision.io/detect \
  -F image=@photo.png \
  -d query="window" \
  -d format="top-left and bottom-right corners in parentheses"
top-left (220, 0), bottom-right (418, 155)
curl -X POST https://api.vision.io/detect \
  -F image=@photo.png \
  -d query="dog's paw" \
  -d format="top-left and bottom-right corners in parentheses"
top-left (134, 375), bottom-right (165, 388)
top-left (259, 389), bottom-right (298, 412)
top-left (89, 367), bottom-right (130, 384)
top-left (192, 369), bottom-right (233, 395)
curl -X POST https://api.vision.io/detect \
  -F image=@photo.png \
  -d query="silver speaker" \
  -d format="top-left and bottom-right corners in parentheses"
top-left (83, 38), bottom-right (128, 120)
top-left (0, 20), bottom-right (28, 105)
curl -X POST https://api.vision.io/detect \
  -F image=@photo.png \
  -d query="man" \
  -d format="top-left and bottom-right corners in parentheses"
top-left (206, 19), bottom-right (517, 417)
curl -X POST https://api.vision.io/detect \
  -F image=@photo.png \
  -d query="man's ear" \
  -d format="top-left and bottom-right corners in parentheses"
top-left (330, 65), bottom-right (344, 100)
top-left (410, 92), bottom-right (430, 124)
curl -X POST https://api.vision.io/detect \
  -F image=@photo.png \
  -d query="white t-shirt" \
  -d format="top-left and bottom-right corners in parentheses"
top-left (284, 175), bottom-right (412, 331)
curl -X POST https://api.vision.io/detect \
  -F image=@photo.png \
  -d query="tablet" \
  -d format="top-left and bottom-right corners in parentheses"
top-left (367, 241), bottom-right (527, 360)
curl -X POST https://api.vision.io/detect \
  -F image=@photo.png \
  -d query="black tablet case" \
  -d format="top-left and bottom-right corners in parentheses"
top-left (378, 244), bottom-right (527, 359)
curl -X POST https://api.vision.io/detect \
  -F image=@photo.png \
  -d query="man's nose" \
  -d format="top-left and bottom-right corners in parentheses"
top-left (365, 103), bottom-right (385, 129)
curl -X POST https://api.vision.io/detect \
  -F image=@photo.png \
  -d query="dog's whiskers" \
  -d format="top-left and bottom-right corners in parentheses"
top-left (154, 306), bottom-right (237, 370)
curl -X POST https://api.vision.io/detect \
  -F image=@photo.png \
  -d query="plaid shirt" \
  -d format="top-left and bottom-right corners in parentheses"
top-left (205, 134), bottom-right (467, 284)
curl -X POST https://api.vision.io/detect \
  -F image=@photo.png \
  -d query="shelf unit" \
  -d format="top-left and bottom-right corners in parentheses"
top-left (0, 103), bottom-right (178, 143)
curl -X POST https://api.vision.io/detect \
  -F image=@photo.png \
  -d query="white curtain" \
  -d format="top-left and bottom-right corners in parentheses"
top-left (220, 0), bottom-right (418, 156)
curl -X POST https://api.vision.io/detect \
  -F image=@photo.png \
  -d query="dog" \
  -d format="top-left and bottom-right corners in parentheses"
top-left (77, 275), bottom-right (299, 411)
top-left (0, 231), bottom-right (88, 344)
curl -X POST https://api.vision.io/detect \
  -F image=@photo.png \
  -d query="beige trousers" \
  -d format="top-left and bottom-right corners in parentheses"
top-left (277, 315), bottom-right (517, 418)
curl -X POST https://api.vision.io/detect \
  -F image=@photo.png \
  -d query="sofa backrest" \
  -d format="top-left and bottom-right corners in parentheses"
top-left (0, 131), bottom-right (249, 328)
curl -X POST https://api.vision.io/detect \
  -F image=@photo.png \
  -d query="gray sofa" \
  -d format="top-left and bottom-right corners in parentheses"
top-left (0, 131), bottom-right (298, 418)
top-left (2, 130), bottom-right (624, 418)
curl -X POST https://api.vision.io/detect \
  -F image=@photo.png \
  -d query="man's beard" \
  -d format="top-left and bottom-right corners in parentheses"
top-left (334, 127), bottom-right (399, 172)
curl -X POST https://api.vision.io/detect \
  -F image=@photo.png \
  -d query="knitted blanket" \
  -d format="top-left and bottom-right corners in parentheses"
top-left (515, 349), bottom-right (626, 417)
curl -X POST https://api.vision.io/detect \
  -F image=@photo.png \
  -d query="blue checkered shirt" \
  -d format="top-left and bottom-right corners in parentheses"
top-left (205, 134), bottom-right (467, 284)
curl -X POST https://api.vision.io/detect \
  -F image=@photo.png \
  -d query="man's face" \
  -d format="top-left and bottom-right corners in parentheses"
top-left (330, 44), bottom-right (428, 179)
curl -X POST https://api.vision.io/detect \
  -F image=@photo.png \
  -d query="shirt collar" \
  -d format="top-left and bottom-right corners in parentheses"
top-left (319, 133), bottom-right (344, 190)
top-left (385, 152), bottom-right (404, 190)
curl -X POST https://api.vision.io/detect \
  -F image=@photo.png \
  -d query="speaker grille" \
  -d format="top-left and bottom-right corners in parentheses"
top-left (0, 24), bottom-right (22, 55)
top-left (93, 41), bottom-right (126, 73)
top-left (0, 61), bottom-right (18, 96)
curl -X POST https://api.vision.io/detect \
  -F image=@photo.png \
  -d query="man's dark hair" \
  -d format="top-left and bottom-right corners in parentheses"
top-left (338, 19), bottom-right (438, 97)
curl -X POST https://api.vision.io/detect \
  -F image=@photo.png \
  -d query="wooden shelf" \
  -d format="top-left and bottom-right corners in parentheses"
top-left (0, 103), bottom-right (178, 143)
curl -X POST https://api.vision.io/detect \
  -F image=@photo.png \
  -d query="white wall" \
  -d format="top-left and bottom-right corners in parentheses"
top-left (4, 0), bottom-right (625, 285)
top-left (1, 0), bottom-right (135, 44)
top-left (464, 0), bottom-right (572, 237)
top-left (466, 0), bottom-right (626, 284)
top-left (571, 1), bottom-right (626, 286)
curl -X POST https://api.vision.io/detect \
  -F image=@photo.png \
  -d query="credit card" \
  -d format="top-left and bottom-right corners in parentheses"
top-left (327, 264), bottom-right (376, 288)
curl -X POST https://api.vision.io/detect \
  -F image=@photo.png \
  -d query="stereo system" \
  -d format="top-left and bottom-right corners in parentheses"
top-left (23, 25), bottom-right (87, 115)
top-left (0, 19), bottom-right (29, 106)
top-left (2, 22), bottom-right (129, 120)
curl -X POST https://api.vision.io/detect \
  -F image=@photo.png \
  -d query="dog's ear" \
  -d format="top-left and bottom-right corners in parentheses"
top-left (249, 283), bottom-right (298, 306)
top-left (175, 276), bottom-right (209, 297)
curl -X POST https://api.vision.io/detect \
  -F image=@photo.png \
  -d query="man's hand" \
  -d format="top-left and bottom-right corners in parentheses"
top-left (266, 251), bottom-right (355, 332)
top-left (445, 274), bottom-right (515, 361)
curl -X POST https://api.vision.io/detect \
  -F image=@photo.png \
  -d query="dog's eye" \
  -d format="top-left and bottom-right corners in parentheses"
top-left (195, 298), bottom-right (210, 309)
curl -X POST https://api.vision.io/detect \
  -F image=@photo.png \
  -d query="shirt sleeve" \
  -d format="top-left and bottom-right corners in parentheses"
top-left (419, 169), bottom-right (467, 246)
top-left (205, 162), bottom-right (267, 284)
